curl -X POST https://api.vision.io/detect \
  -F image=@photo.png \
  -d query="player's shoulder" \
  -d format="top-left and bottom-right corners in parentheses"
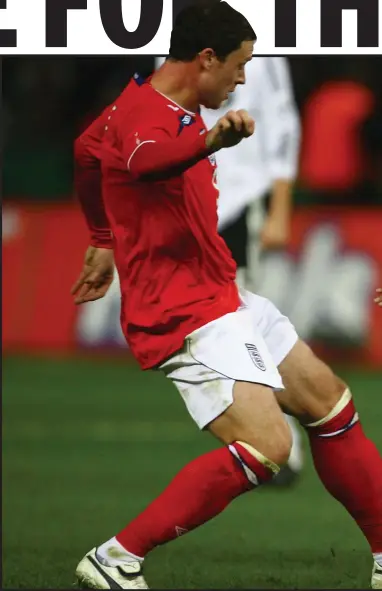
top-left (128, 90), bottom-right (197, 137)
top-left (108, 74), bottom-right (201, 138)
top-left (132, 100), bottom-right (183, 138)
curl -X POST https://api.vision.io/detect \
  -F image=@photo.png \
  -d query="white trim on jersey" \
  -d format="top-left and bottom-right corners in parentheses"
top-left (152, 84), bottom-right (196, 116)
top-left (127, 140), bottom-right (156, 171)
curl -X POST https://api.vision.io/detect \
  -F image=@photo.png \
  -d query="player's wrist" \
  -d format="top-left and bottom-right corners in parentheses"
top-left (192, 130), bottom-right (217, 159)
top-left (90, 230), bottom-right (114, 249)
top-left (205, 131), bottom-right (222, 154)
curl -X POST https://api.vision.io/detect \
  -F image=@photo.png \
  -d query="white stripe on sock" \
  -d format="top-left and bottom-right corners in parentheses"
top-left (228, 444), bottom-right (259, 486)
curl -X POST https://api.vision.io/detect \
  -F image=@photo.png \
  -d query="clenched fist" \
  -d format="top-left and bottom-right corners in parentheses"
top-left (206, 109), bottom-right (255, 152)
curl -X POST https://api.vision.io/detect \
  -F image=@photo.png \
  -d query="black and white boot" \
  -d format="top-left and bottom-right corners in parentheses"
top-left (75, 547), bottom-right (148, 589)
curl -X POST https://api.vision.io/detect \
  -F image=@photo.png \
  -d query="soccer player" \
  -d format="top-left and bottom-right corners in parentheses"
top-left (72, 3), bottom-right (382, 589)
top-left (155, 52), bottom-right (303, 485)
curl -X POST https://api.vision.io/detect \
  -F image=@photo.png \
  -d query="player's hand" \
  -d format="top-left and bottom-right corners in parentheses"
top-left (260, 213), bottom-right (290, 250)
top-left (206, 109), bottom-right (255, 152)
top-left (71, 246), bottom-right (114, 305)
top-left (375, 288), bottom-right (382, 307)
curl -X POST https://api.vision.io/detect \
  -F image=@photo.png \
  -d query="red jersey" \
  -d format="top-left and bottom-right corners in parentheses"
top-left (75, 75), bottom-right (240, 369)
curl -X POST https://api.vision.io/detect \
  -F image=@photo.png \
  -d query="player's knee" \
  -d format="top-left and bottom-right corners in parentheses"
top-left (268, 419), bottom-right (293, 466)
top-left (230, 424), bottom-right (292, 485)
top-left (283, 343), bottom-right (348, 423)
top-left (307, 372), bottom-right (348, 423)
top-left (279, 340), bottom-right (349, 423)
top-left (244, 418), bottom-right (292, 468)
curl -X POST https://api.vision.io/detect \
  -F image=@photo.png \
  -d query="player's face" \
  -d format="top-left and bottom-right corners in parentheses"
top-left (198, 40), bottom-right (254, 109)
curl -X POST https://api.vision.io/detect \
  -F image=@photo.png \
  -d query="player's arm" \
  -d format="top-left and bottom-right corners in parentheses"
top-left (74, 111), bottom-right (113, 249)
top-left (124, 108), bottom-right (254, 182)
top-left (125, 123), bottom-right (211, 181)
top-left (72, 111), bottom-right (115, 305)
top-left (260, 58), bottom-right (301, 249)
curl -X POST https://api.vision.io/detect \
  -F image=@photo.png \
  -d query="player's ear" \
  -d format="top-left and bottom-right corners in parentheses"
top-left (199, 48), bottom-right (217, 70)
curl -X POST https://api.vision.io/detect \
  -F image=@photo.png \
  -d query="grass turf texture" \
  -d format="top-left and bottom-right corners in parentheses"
top-left (3, 355), bottom-right (382, 589)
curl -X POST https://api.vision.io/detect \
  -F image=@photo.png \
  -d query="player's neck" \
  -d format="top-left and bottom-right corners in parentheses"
top-left (151, 61), bottom-right (200, 114)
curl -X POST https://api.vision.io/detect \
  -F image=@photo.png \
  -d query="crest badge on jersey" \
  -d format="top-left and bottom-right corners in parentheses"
top-left (245, 343), bottom-right (266, 372)
top-left (177, 113), bottom-right (196, 136)
top-left (133, 72), bottom-right (146, 87)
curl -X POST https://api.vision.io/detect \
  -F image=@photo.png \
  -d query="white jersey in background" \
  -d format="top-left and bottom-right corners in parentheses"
top-left (202, 57), bottom-right (300, 230)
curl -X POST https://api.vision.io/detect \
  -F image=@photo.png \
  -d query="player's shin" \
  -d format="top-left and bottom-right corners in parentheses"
top-left (98, 442), bottom-right (280, 562)
top-left (305, 388), bottom-right (382, 557)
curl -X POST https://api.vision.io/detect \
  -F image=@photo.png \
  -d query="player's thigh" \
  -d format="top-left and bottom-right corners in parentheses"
top-left (275, 339), bottom-right (347, 424)
top-left (159, 307), bottom-right (291, 465)
top-left (207, 380), bottom-right (292, 466)
top-left (243, 293), bottom-right (346, 423)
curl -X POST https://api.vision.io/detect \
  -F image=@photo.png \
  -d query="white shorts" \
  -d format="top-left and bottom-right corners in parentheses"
top-left (159, 290), bottom-right (298, 429)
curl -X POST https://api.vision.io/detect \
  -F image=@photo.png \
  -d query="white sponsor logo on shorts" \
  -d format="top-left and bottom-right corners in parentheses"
top-left (245, 343), bottom-right (266, 372)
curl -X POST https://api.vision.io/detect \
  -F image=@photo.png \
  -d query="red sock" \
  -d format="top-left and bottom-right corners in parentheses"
top-left (116, 443), bottom-right (274, 557)
top-left (307, 398), bottom-right (382, 552)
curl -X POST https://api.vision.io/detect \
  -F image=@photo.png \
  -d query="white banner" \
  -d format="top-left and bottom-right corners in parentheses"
top-left (0, 0), bottom-right (381, 55)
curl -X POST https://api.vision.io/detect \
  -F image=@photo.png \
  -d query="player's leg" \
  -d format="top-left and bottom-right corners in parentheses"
top-left (245, 291), bottom-right (382, 587)
top-left (76, 309), bottom-right (291, 589)
top-left (275, 340), bottom-right (382, 588)
top-left (106, 381), bottom-right (290, 559)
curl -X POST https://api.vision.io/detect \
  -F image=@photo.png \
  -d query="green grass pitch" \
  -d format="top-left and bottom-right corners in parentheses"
top-left (3, 355), bottom-right (382, 589)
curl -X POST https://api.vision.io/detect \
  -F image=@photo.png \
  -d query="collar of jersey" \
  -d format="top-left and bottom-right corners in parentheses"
top-left (150, 86), bottom-right (197, 117)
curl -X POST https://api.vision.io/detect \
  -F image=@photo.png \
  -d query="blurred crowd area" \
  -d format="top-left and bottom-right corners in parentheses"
top-left (2, 55), bottom-right (382, 204)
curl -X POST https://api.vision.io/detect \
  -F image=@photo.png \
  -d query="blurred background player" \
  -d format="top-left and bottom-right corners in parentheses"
top-left (154, 55), bottom-right (303, 486)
